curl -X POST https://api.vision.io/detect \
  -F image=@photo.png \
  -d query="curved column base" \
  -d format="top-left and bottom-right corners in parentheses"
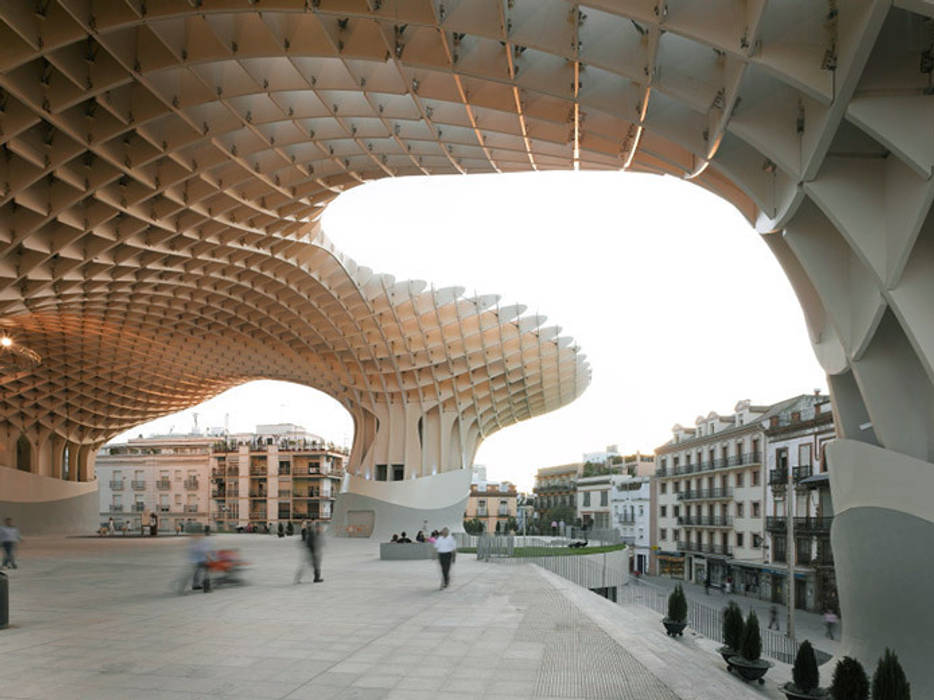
top-left (330, 469), bottom-right (471, 541)
top-left (828, 439), bottom-right (934, 698)
top-left (0, 466), bottom-right (98, 534)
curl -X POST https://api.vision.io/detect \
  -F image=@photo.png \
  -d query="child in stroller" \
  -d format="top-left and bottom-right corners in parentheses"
top-left (206, 548), bottom-right (247, 587)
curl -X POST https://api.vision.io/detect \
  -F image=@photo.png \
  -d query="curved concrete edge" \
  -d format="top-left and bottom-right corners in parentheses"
top-left (0, 466), bottom-right (97, 502)
top-left (0, 490), bottom-right (99, 535)
top-left (338, 468), bottom-right (472, 510)
top-left (827, 438), bottom-right (934, 523)
top-left (331, 470), bottom-right (470, 541)
top-left (832, 506), bottom-right (933, 699)
top-left (0, 467), bottom-right (99, 534)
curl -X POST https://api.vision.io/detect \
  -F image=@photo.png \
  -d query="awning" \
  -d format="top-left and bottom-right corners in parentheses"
top-left (798, 473), bottom-right (829, 486)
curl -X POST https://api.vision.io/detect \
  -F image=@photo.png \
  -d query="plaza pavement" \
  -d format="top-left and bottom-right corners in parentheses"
top-left (0, 534), bottom-right (817, 699)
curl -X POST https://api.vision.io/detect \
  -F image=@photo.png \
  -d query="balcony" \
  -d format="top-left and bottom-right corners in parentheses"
top-left (769, 469), bottom-right (788, 486)
top-left (677, 541), bottom-right (733, 557)
top-left (131, 480), bottom-right (146, 490)
top-left (677, 515), bottom-right (733, 528)
top-left (677, 488), bottom-right (733, 501)
top-left (184, 478), bottom-right (199, 490)
top-left (158, 505), bottom-right (170, 512)
top-left (110, 504), bottom-right (124, 512)
top-left (184, 505), bottom-right (199, 513)
top-left (133, 503), bottom-right (145, 512)
top-left (156, 479), bottom-right (171, 490)
top-left (534, 483), bottom-right (574, 494)
top-left (793, 464), bottom-right (814, 481)
top-left (617, 516), bottom-right (636, 525)
top-left (109, 480), bottom-right (124, 490)
top-left (765, 516), bottom-right (833, 533)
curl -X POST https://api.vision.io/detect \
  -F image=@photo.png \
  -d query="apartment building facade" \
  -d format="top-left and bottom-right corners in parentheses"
top-left (98, 424), bottom-right (347, 532)
top-left (611, 475), bottom-right (652, 573)
top-left (763, 397), bottom-right (837, 612)
top-left (533, 463), bottom-right (581, 524)
top-left (96, 436), bottom-right (216, 531)
top-left (576, 474), bottom-right (613, 530)
top-left (210, 424), bottom-right (346, 531)
top-left (464, 481), bottom-right (518, 533)
top-left (655, 398), bottom-right (808, 587)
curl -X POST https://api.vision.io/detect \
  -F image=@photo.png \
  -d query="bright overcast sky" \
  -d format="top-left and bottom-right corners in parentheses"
top-left (114, 171), bottom-right (826, 492)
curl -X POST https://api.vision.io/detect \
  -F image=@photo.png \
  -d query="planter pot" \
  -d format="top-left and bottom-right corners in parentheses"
top-left (781, 683), bottom-right (828, 700)
top-left (662, 618), bottom-right (687, 637)
top-left (717, 645), bottom-right (738, 669)
top-left (729, 656), bottom-right (773, 684)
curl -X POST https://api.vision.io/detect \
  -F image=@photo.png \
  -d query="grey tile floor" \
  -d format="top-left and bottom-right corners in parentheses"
top-left (0, 534), bottom-right (797, 699)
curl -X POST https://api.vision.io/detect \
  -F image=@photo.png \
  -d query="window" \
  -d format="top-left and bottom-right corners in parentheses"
top-left (375, 464), bottom-right (387, 481)
top-left (582, 492), bottom-right (591, 507)
top-left (753, 534), bottom-right (762, 548)
top-left (673, 505), bottom-right (680, 518)
top-left (660, 482), bottom-right (667, 494)
top-left (735, 472), bottom-right (744, 487)
top-left (777, 447), bottom-right (788, 470)
top-left (736, 532), bottom-right (744, 548)
top-left (752, 469), bottom-right (760, 486)
top-left (174, 494), bottom-right (182, 504)
top-left (600, 490), bottom-right (608, 507)
top-left (639, 505), bottom-right (644, 515)
top-left (660, 528), bottom-right (667, 540)
top-left (752, 501), bottom-right (761, 517)
top-left (673, 481), bottom-right (680, 493)
top-left (799, 443), bottom-right (812, 467)
top-left (175, 470), bottom-right (182, 481)
top-left (392, 465), bottom-right (405, 481)
top-left (736, 502), bottom-right (745, 518)
top-left (660, 505), bottom-right (667, 518)
top-left (671, 528), bottom-right (677, 540)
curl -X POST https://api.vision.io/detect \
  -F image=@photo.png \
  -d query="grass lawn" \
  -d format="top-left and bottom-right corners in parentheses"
top-left (458, 543), bottom-right (628, 557)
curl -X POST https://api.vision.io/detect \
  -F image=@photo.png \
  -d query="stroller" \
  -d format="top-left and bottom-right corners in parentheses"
top-left (205, 548), bottom-right (248, 587)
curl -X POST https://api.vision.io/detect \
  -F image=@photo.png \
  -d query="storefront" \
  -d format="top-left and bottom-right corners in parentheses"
top-left (707, 557), bottom-right (728, 587)
top-left (657, 552), bottom-right (685, 579)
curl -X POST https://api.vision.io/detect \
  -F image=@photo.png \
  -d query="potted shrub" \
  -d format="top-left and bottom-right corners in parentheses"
top-left (830, 656), bottom-right (868, 700)
top-left (662, 584), bottom-right (688, 636)
top-left (729, 610), bottom-right (773, 684)
top-left (872, 648), bottom-right (910, 700)
top-left (718, 601), bottom-right (744, 667)
top-left (782, 640), bottom-right (827, 698)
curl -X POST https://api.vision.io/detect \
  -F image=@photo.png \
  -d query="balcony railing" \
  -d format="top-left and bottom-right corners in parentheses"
top-left (793, 464), bottom-right (814, 481)
top-left (158, 505), bottom-right (170, 512)
top-left (110, 504), bottom-right (124, 512)
top-left (677, 541), bottom-right (733, 557)
top-left (617, 516), bottom-right (636, 525)
top-left (765, 516), bottom-right (833, 533)
top-left (769, 469), bottom-right (788, 486)
top-left (184, 505), bottom-right (199, 513)
top-left (677, 515), bottom-right (733, 528)
top-left (663, 452), bottom-right (763, 477)
top-left (132, 480), bottom-right (146, 490)
top-left (109, 480), bottom-right (124, 490)
top-left (133, 503), bottom-right (145, 512)
top-left (184, 478), bottom-right (199, 490)
top-left (156, 479), bottom-right (171, 490)
top-left (534, 483), bottom-right (575, 494)
top-left (677, 487), bottom-right (733, 501)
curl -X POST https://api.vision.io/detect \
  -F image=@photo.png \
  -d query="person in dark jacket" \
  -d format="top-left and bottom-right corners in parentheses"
top-left (294, 522), bottom-right (324, 583)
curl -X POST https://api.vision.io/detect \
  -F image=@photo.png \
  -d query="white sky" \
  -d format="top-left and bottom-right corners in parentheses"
top-left (114, 171), bottom-right (826, 492)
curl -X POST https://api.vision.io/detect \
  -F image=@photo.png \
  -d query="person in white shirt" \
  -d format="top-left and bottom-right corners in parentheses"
top-left (433, 527), bottom-right (456, 589)
top-left (1, 518), bottom-right (22, 569)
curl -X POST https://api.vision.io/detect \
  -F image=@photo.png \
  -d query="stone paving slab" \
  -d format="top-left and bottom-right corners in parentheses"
top-left (0, 535), bottom-right (816, 699)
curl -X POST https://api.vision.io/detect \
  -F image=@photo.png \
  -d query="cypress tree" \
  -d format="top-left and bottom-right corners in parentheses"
top-left (871, 648), bottom-right (910, 700)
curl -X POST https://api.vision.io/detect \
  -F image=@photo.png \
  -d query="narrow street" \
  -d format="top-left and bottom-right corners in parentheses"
top-left (636, 573), bottom-right (841, 659)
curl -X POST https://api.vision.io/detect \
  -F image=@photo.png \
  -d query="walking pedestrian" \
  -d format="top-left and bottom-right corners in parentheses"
top-left (434, 526), bottom-right (456, 589)
top-left (1, 517), bottom-right (21, 569)
top-left (295, 522), bottom-right (324, 583)
top-left (107, 516), bottom-right (115, 535)
top-left (824, 609), bottom-right (838, 639)
top-left (768, 605), bottom-right (780, 631)
top-left (550, 520), bottom-right (557, 536)
top-left (177, 526), bottom-right (212, 593)
top-left (704, 576), bottom-right (710, 595)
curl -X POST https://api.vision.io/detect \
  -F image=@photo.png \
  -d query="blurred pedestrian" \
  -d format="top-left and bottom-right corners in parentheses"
top-left (295, 522), bottom-right (323, 583)
top-left (178, 525), bottom-right (212, 593)
top-left (824, 609), bottom-right (838, 639)
top-left (434, 527), bottom-right (456, 589)
top-left (1, 517), bottom-right (21, 569)
top-left (107, 517), bottom-right (115, 535)
top-left (768, 605), bottom-right (779, 630)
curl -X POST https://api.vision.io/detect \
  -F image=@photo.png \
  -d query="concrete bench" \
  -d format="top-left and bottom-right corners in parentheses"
top-left (379, 542), bottom-right (436, 560)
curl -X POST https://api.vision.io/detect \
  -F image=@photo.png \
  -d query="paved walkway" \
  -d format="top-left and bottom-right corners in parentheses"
top-left (637, 574), bottom-right (841, 658)
top-left (0, 534), bottom-right (812, 699)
